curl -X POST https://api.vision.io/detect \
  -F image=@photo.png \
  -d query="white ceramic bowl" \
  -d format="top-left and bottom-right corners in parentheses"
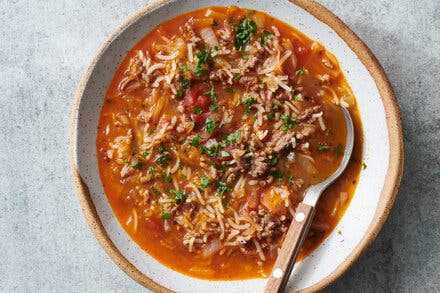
top-left (70, 0), bottom-right (403, 292)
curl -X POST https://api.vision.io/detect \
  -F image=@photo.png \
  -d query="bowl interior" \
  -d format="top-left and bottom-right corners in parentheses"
top-left (72, 0), bottom-right (391, 291)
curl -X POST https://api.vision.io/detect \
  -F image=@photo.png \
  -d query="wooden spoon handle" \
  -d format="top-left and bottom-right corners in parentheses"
top-left (264, 203), bottom-right (316, 293)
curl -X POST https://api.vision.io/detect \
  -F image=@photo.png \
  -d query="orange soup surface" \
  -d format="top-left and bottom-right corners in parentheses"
top-left (96, 6), bottom-right (363, 280)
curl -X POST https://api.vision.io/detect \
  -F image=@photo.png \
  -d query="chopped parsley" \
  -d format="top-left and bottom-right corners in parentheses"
top-left (226, 87), bottom-right (235, 93)
top-left (280, 114), bottom-right (297, 131)
top-left (269, 156), bottom-right (278, 166)
top-left (334, 144), bottom-right (344, 156)
top-left (293, 94), bottom-right (301, 101)
top-left (194, 107), bottom-right (203, 115)
top-left (158, 142), bottom-right (166, 154)
top-left (220, 150), bottom-right (230, 157)
top-left (200, 177), bottom-right (211, 188)
top-left (205, 118), bottom-right (215, 134)
top-left (156, 154), bottom-right (171, 168)
top-left (169, 189), bottom-right (186, 204)
top-left (151, 186), bottom-right (161, 196)
top-left (176, 90), bottom-right (184, 98)
top-left (267, 113), bottom-right (275, 120)
top-left (217, 180), bottom-right (231, 196)
top-left (260, 30), bottom-right (273, 45)
top-left (318, 144), bottom-right (331, 151)
top-left (180, 76), bottom-right (190, 89)
top-left (142, 150), bottom-right (149, 157)
top-left (160, 172), bottom-right (172, 182)
top-left (327, 127), bottom-right (334, 135)
top-left (295, 69), bottom-right (305, 76)
top-left (190, 135), bottom-right (200, 147)
top-left (234, 73), bottom-right (242, 81)
top-left (204, 86), bottom-right (217, 102)
top-left (194, 65), bottom-right (206, 77)
top-left (271, 170), bottom-right (284, 181)
top-left (179, 63), bottom-right (188, 72)
top-left (194, 46), bottom-right (213, 77)
top-left (161, 212), bottom-right (172, 219)
top-left (288, 175), bottom-right (296, 185)
top-left (234, 17), bottom-right (257, 50)
top-left (243, 97), bottom-right (256, 113)
top-left (131, 160), bottom-right (143, 170)
top-left (148, 166), bottom-right (156, 176)
top-left (209, 104), bottom-right (219, 112)
top-left (223, 130), bottom-right (241, 146)
top-left (200, 144), bottom-right (219, 157)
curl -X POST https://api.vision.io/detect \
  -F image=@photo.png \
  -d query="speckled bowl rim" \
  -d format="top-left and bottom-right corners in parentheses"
top-left (69, 0), bottom-right (404, 292)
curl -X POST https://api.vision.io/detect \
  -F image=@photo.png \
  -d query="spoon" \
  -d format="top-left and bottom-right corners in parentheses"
top-left (264, 106), bottom-right (354, 293)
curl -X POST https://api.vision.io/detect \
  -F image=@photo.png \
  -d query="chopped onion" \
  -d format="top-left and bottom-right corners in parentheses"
top-left (199, 27), bottom-right (219, 47)
top-left (297, 153), bottom-right (318, 174)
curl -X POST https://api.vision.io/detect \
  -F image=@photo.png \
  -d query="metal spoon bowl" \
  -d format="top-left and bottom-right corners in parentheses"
top-left (265, 106), bottom-right (354, 293)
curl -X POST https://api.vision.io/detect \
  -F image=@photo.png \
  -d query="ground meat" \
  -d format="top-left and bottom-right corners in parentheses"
top-left (209, 68), bottom-right (234, 85)
top-left (298, 105), bottom-right (322, 121)
top-left (238, 55), bottom-right (258, 74)
top-left (249, 155), bottom-right (268, 178)
top-left (250, 208), bottom-right (286, 241)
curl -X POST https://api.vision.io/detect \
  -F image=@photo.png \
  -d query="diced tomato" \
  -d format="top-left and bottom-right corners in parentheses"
top-left (183, 82), bottom-right (210, 112)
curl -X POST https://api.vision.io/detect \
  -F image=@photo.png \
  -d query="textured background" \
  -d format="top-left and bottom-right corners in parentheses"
top-left (0, 0), bottom-right (439, 292)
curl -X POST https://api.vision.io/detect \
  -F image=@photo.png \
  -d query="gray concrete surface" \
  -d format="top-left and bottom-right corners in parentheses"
top-left (0, 0), bottom-right (438, 292)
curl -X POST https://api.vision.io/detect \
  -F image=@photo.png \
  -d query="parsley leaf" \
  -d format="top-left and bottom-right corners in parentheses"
top-left (190, 135), bottom-right (200, 147)
top-left (243, 97), bottom-right (256, 113)
top-left (205, 118), bottom-right (215, 134)
top-left (209, 104), bottom-right (219, 112)
top-left (280, 114), bottom-right (297, 131)
top-left (132, 160), bottom-right (143, 170)
top-left (200, 177), bottom-right (211, 188)
top-left (161, 212), bottom-right (172, 219)
top-left (295, 69), bottom-right (305, 76)
top-left (261, 30), bottom-right (273, 45)
top-left (234, 18), bottom-right (257, 50)
top-left (334, 144), bottom-right (344, 156)
top-left (204, 86), bottom-right (217, 102)
top-left (318, 144), bottom-right (331, 151)
top-left (169, 189), bottom-right (186, 204)
top-left (194, 107), bottom-right (203, 115)
top-left (217, 180), bottom-right (231, 196)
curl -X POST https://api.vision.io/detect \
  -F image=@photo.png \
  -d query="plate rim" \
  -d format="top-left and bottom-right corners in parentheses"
top-left (69, 0), bottom-right (404, 292)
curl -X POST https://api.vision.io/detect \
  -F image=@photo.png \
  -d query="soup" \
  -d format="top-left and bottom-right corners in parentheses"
top-left (96, 6), bottom-right (363, 280)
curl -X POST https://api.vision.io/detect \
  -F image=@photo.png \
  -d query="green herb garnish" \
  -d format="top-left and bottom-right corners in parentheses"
top-left (132, 160), bottom-right (143, 170)
top-left (190, 135), bottom-right (200, 147)
top-left (209, 104), bottom-right (219, 112)
top-left (204, 86), bottom-right (217, 102)
top-left (280, 114), bottom-right (297, 131)
top-left (234, 18), bottom-right (257, 50)
top-left (194, 107), bottom-right (203, 115)
top-left (217, 180), bottom-right (231, 196)
top-left (295, 69), bottom-right (305, 76)
top-left (318, 144), bottom-right (330, 151)
top-left (169, 189), bottom-right (186, 204)
top-left (161, 212), bottom-right (172, 219)
top-left (179, 63), bottom-right (188, 72)
top-left (156, 154), bottom-right (171, 168)
top-left (334, 144), bottom-right (344, 156)
top-left (200, 177), bottom-right (211, 188)
top-left (261, 30), bottom-right (273, 45)
top-left (205, 118), bottom-right (215, 134)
